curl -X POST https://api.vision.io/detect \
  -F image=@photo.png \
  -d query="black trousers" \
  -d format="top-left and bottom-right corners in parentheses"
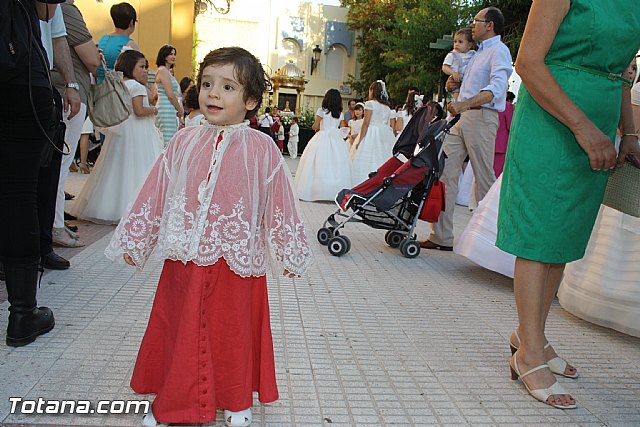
top-left (258, 126), bottom-right (274, 139)
top-left (37, 90), bottom-right (64, 257)
top-left (0, 85), bottom-right (53, 266)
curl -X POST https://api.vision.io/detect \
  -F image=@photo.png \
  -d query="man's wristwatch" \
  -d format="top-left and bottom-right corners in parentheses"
top-left (65, 82), bottom-right (80, 91)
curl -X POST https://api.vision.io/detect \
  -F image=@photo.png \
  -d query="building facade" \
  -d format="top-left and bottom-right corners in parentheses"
top-left (194, 0), bottom-right (359, 113)
top-left (76, 0), bottom-right (359, 114)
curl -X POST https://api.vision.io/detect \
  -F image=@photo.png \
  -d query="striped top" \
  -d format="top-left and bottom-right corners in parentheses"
top-left (156, 70), bottom-right (181, 147)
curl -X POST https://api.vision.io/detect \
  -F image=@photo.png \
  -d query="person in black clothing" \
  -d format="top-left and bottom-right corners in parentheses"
top-left (257, 106), bottom-right (274, 138)
top-left (0, 0), bottom-right (65, 346)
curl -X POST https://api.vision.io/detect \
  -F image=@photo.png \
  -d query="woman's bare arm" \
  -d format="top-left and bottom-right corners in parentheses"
top-left (312, 115), bottom-right (322, 132)
top-left (516, 0), bottom-right (616, 170)
top-left (131, 95), bottom-right (156, 118)
top-left (157, 67), bottom-right (184, 115)
top-left (618, 85), bottom-right (640, 166)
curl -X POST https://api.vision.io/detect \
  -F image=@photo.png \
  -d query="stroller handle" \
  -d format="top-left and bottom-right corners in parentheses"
top-left (445, 114), bottom-right (461, 130)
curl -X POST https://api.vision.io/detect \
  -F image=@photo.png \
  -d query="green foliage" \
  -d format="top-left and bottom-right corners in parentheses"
top-left (479, 0), bottom-right (532, 58)
top-left (341, 0), bottom-right (480, 101)
top-left (341, 0), bottom-right (532, 99)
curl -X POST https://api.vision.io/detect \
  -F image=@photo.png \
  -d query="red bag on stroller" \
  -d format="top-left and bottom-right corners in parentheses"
top-left (419, 180), bottom-right (445, 223)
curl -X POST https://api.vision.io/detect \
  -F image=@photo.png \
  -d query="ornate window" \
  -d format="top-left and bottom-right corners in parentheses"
top-left (325, 45), bottom-right (347, 81)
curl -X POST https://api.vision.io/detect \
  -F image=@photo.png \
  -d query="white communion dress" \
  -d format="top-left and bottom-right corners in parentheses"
top-left (293, 108), bottom-right (352, 201)
top-left (71, 79), bottom-right (163, 224)
top-left (455, 174), bottom-right (516, 278)
top-left (395, 110), bottom-right (412, 141)
top-left (458, 168), bottom-right (640, 338)
top-left (351, 100), bottom-right (395, 184)
top-left (558, 205), bottom-right (640, 338)
top-left (456, 162), bottom-right (477, 209)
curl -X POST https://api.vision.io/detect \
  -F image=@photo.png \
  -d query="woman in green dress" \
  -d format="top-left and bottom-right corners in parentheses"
top-left (496, 0), bottom-right (640, 409)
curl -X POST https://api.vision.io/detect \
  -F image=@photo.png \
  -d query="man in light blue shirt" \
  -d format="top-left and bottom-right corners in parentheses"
top-left (421, 6), bottom-right (513, 251)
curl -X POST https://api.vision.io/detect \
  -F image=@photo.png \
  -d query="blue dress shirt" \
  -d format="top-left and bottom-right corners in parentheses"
top-left (459, 35), bottom-right (513, 112)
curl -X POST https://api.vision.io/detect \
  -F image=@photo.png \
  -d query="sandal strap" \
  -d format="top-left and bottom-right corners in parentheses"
top-left (528, 380), bottom-right (576, 409)
top-left (519, 363), bottom-right (549, 379)
top-left (513, 329), bottom-right (551, 350)
top-left (547, 356), bottom-right (568, 372)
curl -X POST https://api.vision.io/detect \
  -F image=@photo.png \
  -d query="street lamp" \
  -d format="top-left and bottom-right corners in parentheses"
top-left (194, 0), bottom-right (233, 16)
top-left (310, 45), bottom-right (322, 75)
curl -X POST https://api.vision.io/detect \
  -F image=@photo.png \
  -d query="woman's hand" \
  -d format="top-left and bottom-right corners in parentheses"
top-left (573, 123), bottom-right (617, 170)
top-left (283, 269), bottom-right (300, 278)
top-left (123, 254), bottom-right (136, 266)
top-left (618, 134), bottom-right (640, 168)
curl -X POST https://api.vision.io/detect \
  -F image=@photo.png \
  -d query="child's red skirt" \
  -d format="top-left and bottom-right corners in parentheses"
top-left (130, 259), bottom-right (278, 424)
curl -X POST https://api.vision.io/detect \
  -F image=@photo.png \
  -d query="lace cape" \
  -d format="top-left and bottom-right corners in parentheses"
top-left (105, 122), bottom-right (313, 277)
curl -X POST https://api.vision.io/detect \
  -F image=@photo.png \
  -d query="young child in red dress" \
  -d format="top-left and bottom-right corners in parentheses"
top-left (105, 47), bottom-right (313, 427)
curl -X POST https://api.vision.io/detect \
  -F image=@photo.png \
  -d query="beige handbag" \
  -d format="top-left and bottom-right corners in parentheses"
top-left (602, 161), bottom-right (640, 218)
top-left (88, 60), bottom-right (132, 128)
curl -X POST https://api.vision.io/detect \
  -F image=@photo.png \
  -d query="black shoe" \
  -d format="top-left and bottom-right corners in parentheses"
top-left (64, 212), bottom-right (77, 221)
top-left (64, 191), bottom-right (75, 200)
top-left (418, 240), bottom-right (453, 251)
top-left (7, 306), bottom-right (55, 346)
top-left (4, 261), bottom-right (55, 346)
top-left (41, 252), bottom-right (70, 270)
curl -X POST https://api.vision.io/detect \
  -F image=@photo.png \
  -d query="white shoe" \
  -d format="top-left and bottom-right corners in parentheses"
top-left (141, 410), bottom-right (168, 426)
top-left (64, 226), bottom-right (79, 240)
top-left (224, 408), bottom-right (252, 426)
top-left (510, 351), bottom-right (577, 409)
top-left (510, 329), bottom-right (578, 378)
top-left (52, 228), bottom-right (85, 248)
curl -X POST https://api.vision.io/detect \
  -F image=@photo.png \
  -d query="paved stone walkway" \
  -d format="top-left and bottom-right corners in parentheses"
top-left (1, 165), bottom-right (639, 426)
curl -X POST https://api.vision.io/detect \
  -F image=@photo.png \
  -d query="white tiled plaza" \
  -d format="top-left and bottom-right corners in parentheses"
top-left (1, 163), bottom-right (639, 426)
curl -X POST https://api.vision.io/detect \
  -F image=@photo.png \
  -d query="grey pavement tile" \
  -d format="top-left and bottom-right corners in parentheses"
top-left (2, 178), bottom-right (640, 426)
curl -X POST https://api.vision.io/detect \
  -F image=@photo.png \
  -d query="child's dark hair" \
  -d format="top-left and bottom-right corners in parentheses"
top-left (156, 45), bottom-right (176, 67)
top-left (110, 2), bottom-right (136, 30)
top-left (115, 50), bottom-right (146, 79)
top-left (292, 116), bottom-right (298, 123)
top-left (404, 90), bottom-right (419, 116)
top-left (184, 86), bottom-right (199, 110)
top-left (179, 76), bottom-right (193, 93)
top-left (429, 101), bottom-right (444, 123)
top-left (322, 89), bottom-right (343, 119)
top-left (197, 47), bottom-right (271, 119)
top-left (455, 27), bottom-right (473, 44)
top-left (369, 81), bottom-right (390, 106)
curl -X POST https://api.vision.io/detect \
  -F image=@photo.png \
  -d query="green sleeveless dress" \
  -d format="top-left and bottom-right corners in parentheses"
top-left (496, 0), bottom-right (640, 263)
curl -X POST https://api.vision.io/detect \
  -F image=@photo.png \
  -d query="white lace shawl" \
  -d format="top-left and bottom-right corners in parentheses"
top-left (104, 121), bottom-right (313, 277)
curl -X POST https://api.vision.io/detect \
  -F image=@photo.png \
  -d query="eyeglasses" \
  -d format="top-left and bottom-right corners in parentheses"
top-left (472, 18), bottom-right (490, 25)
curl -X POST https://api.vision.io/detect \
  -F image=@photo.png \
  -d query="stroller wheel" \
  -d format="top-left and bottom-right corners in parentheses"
top-left (317, 228), bottom-right (332, 246)
top-left (328, 236), bottom-right (349, 257)
top-left (399, 239), bottom-right (421, 258)
top-left (384, 231), bottom-right (404, 248)
top-left (340, 235), bottom-right (351, 254)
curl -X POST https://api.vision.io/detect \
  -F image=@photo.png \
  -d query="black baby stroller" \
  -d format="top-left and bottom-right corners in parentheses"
top-left (317, 104), bottom-right (459, 258)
